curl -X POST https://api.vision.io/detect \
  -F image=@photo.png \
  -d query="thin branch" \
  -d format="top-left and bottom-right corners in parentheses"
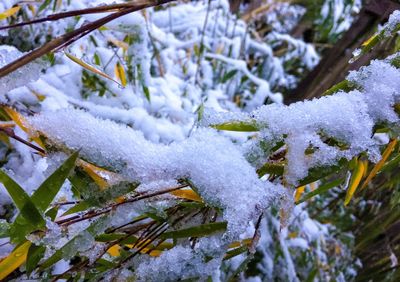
top-left (0, 127), bottom-right (46, 154)
top-left (0, 0), bottom-right (176, 78)
top-left (0, 2), bottom-right (161, 31)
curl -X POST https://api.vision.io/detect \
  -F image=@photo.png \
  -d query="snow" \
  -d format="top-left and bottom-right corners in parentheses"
top-left (384, 10), bottom-right (400, 36)
top-left (0, 46), bottom-right (44, 97)
top-left (29, 108), bottom-right (284, 239)
top-left (136, 243), bottom-right (222, 281)
top-left (244, 56), bottom-right (400, 185)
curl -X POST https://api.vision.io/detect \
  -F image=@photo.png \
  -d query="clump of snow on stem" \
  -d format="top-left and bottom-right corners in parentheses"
top-left (29, 108), bottom-right (284, 239)
top-left (247, 57), bottom-right (400, 185)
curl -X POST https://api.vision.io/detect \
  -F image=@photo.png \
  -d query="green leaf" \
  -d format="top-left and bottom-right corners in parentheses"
top-left (196, 103), bottom-right (205, 122)
top-left (161, 222), bottom-right (227, 239)
top-left (8, 152), bottom-right (79, 243)
top-left (62, 201), bottom-right (90, 216)
top-left (227, 254), bottom-right (254, 281)
top-left (221, 69), bottom-right (238, 83)
top-left (210, 120), bottom-right (259, 132)
top-left (31, 151), bottom-right (79, 212)
top-left (143, 85), bottom-right (151, 102)
top-left (40, 215), bottom-right (110, 269)
top-left (26, 244), bottom-right (46, 276)
top-left (298, 159), bottom-right (347, 186)
top-left (45, 206), bottom-right (58, 221)
top-left (224, 245), bottom-right (248, 260)
top-left (322, 80), bottom-right (354, 96)
top-left (0, 170), bottom-right (44, 227)
top-left (257, 162), bottom-right (284, 177)
top-left (0, 220), bottom-right (10, 238)
top-left (38, 0), bottom-right (52, 13)
top-left (297, 178), bottom-right (344, 204)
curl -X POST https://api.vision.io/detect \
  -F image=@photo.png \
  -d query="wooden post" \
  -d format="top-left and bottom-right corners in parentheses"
top-left (285, 0), bottom-right (400, 104)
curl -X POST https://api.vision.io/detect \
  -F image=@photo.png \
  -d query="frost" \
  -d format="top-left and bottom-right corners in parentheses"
top-left (0, 46), bottom-right (44, 97)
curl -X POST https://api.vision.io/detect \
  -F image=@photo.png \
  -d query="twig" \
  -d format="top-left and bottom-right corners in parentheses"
top-left (0, 0), bottom-right (176, 78)
top-left (0, 127), bottom-right (45, 154)
top-left (0, 2), bottom-right (163, 31)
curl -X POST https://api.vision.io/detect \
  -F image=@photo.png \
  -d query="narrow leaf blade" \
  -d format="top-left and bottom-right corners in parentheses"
top-left (0, 241), bottom-right (31, 280)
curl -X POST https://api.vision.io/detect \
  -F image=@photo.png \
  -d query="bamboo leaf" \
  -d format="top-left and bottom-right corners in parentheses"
top-left (26, 244), bottom-right (46, 276)
top-left (224, 245), bottom-right (248, 260)
top-left (221, 69), bottom-right (238, 83)
top-left (0, 6), bottom-right (21, 21)
top-left (257, 162), bottom-right (284, 177)
top-left (143, 85), bottom-right (151, 102)
top-left (40, 215), bottom-right (110, 269)
top-left (114, 62), bottom-right (127, 87)
top-left (210, 120), bottom-right (259, 132)
top-left (38, 0), bottom-right (52, 13)
top-left (161, 222), bottom-right (227, 239)
top-left (361, 139), bottom-right (398, 190)
top-left (78, 160), bottom-right (109, 190)
top-left (297, 178), bottom-right (344, 204)
top-left (0, 241), bottom-right (31, 280)
top-left (0, 170), bottom-right (44, 227)
top-left (322, 80), bottom-right (354, 96)
top-left (31, 151), bottom-right (79, 211)
top-left (65, 51), bottom-right (121, 86)
top-left (294, 186), bottom-right (305, 203)
top-left (3, 107), bottom-right (45, 149)
top-left (170, 189), bottom-right (203, 202)
top-left (344, 159), bottom-right (366, 206)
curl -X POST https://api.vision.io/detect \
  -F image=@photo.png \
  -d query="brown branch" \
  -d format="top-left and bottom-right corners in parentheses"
top-left (0, 0), bottom-right (176, 78)
top-left (0, 127), bottom-right (46, 154)
top-left (0, 2), bottom-right (161, 31)
top-left (55, 184), bottom-right (188, 226)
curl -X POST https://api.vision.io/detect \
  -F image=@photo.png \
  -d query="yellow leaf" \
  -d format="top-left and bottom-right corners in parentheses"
top-left (78, 160), bottom-right (110, 190)
top-left (3, 107), bottom-right (45, 150)
top-left (114, 62), bottom-right (127, 87)
top-left (344, 159), bottom-right (366, 206)
top-left (125, 242), bottom-right (163, 257)
top-left (28, 5), bottom-right (36, 15)
top-left (228, 238), bottom-right (252, 249)
top-left (0, 241), bottom-right (31, 280)
top-left (107, 244), bottom-right (120, 257)
top-left (108, 37), bottom-right (128, 50)
top-left (64, 51), bottom-right (121, 86)
top-left (170, 189), bottom-right (203, 202)
top-left (29, 89), bottom-right (46, 101)
top-left (294, 185), bottom-right (305, 203)
top-left (0, 6), bottom-right (20, 21)
top-left (361, 139), bottom-right (398, 190)
top-left (361, 33), bottom-right (377, 47)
